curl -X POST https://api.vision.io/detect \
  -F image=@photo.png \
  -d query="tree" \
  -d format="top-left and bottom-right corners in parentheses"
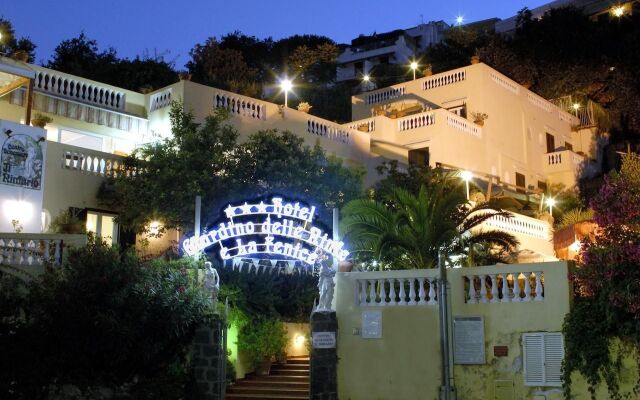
top-left (0, 18), bottom-right (37, 62)
top-left (341, 173), bottom-right (519, 269)
top-left (99, 103), bottom-right (364, 234)
top-left (187, 37), bottom-right (259, 97)
top-left (46, 33), bottom-right (177, 92)
top-left (563, 153), bottom-right (640, 399)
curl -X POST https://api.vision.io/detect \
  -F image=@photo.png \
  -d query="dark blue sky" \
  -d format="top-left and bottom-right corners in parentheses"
top-left (3, 0), bottom-right (550, 68)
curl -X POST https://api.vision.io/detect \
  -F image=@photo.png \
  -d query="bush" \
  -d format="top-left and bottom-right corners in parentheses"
top-left (237, 317), bottom-right (287, 369)
top-left (1, 239), bottom-right (214, 399)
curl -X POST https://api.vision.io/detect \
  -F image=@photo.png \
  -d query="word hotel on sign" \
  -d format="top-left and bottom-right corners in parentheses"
top-left (225, 197), bottom-right (317, 222)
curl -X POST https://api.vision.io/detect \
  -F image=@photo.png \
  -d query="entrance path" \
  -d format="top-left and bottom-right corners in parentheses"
top-left (226, 356), bottom-right (309, 400)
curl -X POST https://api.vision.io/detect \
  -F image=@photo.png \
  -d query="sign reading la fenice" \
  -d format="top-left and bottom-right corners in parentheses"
top-left (183, 197), bottom-right (348, 265)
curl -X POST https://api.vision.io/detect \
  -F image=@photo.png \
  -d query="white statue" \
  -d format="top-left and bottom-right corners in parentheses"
top-left (317, 261), bottom-right (336, 311)
top-left (203, 261), bottom-right (220, 304)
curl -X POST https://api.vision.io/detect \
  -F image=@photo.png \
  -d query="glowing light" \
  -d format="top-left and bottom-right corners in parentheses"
top-left (456, 15), bottom-right (464, 25)
top-left (572, 103), bottom-right (581, 111)
top-left (294, 334), bottom-right (306, 347)
top-left (611, 6), bottom-right (625, 17)
top-left (3, 200), bottom-right (33, 223)
top-left (460, 170), bottom-right (473, 182)
top-left (280, 79), bottom-right (293, 92)
top-left (410, 61), bottom-right (418, 71)
top-left (363, 74), bottom-right (370, 82)
top-left (546, 198), bottom-right (556, 207)
top-left (149, 220), bottom-right (161, 235)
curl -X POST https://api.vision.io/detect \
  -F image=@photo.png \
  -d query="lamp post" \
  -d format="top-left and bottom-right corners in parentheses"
top-left (456, 15), bottom-right (464, 26)
top-left (611, 5), bottom-right (625, 17)
top-left (546, 197), bottom-right (556, 217)
top-left (461, 170), bottom-right (473, 200)
top-left (410, 61), bottom-right (418, 80)
top-left (280, 78), bottom-right (293, 108)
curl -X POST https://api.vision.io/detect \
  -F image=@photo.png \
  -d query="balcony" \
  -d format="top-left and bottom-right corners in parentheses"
top-left (543, 150), bottom-right (585, 186)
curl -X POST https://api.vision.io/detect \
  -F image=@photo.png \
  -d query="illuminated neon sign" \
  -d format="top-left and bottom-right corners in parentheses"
top-left (182, 197), bottom-right (348, 265)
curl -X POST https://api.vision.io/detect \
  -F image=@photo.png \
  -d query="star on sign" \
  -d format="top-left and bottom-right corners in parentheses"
top-left (242, 202), bottom-right (253, 214)
top-left (224, 205), bottom-right (236, 218)
top-left (257, 201), bottom-right (268, 214)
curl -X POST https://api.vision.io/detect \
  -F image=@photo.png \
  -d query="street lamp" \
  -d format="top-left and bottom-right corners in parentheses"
top-left (410, 61), bottom-right (418, 80)
top-left (611, 6), bottom-right (625, 17)
top-left (461, 170), bottom-right (473, 200)
top-left (363, 74), bottom-right (370, 83)
top-left (456, 15), bottom-right (464, 26)
top-left (280, 78), bottom-right (293, 108)
top-left (546, 197), bottom-right (556, 216)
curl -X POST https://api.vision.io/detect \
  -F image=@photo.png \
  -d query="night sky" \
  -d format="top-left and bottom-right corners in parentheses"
top-left (3, 0), bottom-right (550, 68)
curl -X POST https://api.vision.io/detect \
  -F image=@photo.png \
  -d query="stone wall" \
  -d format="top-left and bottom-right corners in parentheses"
top-left (192, 316), bottom-right (225, 400)
top-left (310, 311), bottom-right (338, 400)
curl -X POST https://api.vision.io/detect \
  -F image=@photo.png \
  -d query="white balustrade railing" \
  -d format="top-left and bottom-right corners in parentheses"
top-left (422, 69), bottom-right (466, 90)
top-left (32, 69), bottom-right (126, 111)
top-left (355, 271), bottom-right (440, 307)
top-left (149, 89), bottom-right (172, 112)
top-left (548, 152), bottom-right (563, 165)
top-left (366, 86), bottom-right (406, 105)
top-left (490, 72), bottom-right (520, 95)
top-left (347, 118), bottom-right (376, 132)
top-left (558, 111), bottom-right (575, 124)
top-left (526, 92), bottom-right (552, 113)
top-left (477, 211), bottom-right (550, 240)
top-left (61, 149), bottom-right (125, 176)
top-left (214, 92), bottom-right (267, 120)
top-left (397, 111), bottom-right (436, 131)
top-left (0, 236), bottom-right (63, 266)
top-left (463, 270), bottom-right (544, 304)
top-left (307, 118), bottom-right (352, 144)
top-left (446, 112), bottom-right (481, 138)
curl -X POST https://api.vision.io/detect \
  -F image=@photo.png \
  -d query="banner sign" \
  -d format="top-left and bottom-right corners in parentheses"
top-left (182, 197), bottom-right (348, 265)
top-left (1, 130), bottom-right (44, 190)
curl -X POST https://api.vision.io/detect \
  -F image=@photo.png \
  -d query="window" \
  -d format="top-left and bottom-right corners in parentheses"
top-left (537, 181), bottom-right (547, 191)
top-left (354, 61), bottom-right (364, 76)
top-left (545, 133), bottom-right (556, 154)
top-left (565, 141), bottom-right (573, 151)
top-left (523, 332), bottom-right (564, 387)
top-left (86, 211), bottom-right (119, 245)
top-left (408, 147), bottom-right (429, 166)
top-left (516, 172), bottom-right (526, 193)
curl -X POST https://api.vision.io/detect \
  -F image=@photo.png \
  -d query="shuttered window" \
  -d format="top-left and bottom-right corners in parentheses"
top-left (522, 333), bottom-right (564, 387)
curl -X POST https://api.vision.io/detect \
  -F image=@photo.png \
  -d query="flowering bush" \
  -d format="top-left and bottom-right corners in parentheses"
top-left (563, 154), bottom-right (640, 399)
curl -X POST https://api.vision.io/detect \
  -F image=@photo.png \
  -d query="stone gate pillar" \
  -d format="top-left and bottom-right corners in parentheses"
top-left (310, 310), bottom-right (338, 400)
top-left (192, 315), bottom-right (225, 400)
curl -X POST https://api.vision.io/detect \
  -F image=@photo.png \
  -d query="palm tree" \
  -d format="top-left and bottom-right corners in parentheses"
top-left (341, 174), bottom-right (519, 269)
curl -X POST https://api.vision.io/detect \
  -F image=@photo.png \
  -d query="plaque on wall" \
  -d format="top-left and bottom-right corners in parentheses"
top-left (453, 316), bottom-right (485, 364)
top-left (312, 332), bottom-right (336, 349)
top-left (361, 310), bottom-right (382, 339)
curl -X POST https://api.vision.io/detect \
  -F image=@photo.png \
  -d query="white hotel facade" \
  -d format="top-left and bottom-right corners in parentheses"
top-left (0, 56), bottom-right (597, 263)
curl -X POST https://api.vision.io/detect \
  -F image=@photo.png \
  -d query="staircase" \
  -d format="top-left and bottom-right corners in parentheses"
top-left (226, 356), bottom-right (309, 400)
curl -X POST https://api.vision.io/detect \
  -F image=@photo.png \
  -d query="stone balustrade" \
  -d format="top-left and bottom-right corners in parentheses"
top-left (490, 71), bottom-right (520, 95)
top-left (61, 147), bottom-right (125, 176)
top-left (149, 89), bottom-right (172, 112)
top-left (462, 270), bottom-right (544, 304)
top-left (544, 150), bottom-right (585, 171)
top-left (422, 68), bottom-right (466, 90)
top-left (307, 118), bottom-right (352, 144)
top-left (213, 92), bottom-right (267, 120)
top-left (476, 210), bottom-right (551, 240)
top-left (445, 112), bottom-right (481, 138)
top-left (0, 234), bottom-right (85, 267)
top-left (32, 69), bottom-right (126, 111)
top-left (397, 110), bottom-right (436, 132)
top-left (354, 270), bottom-right (440, 307)
top-left (365, 86), bottom-right (406, 105)
top-left (347, 118), bottom-right (376, 133)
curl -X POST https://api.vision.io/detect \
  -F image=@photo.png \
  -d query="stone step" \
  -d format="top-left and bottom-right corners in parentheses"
top-left (225, 394), bottom-right (308, 400)
top-left (269, 369), bottom-right (309, 376)
top-left (236, 380), bottom-right (308, 389)
top-left (246, 374), bottom-right (309, 383)
top-left (272, 364), bottom-right (309, 371)
top-left (227, 387), bottom-right (308, 396)
top-left (285, 358), bottom-right (309, 364)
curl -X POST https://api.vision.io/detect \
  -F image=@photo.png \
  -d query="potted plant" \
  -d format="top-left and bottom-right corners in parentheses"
top-left (238, 317), bottom-right (287, 376)
top-left (297, 102), bottom-right (312, 114)
top-left (423, 64), bottom-right (433, 77)
top-left (470, 54), bottom-right (480, 65)
top-left (11, 50), bottom-right (29, 62)
top-left (178, 72), bottom-right (192, 81)
top-left (50, 210), bottom-right (86, 234)
top-left (470, 111), bottom-right (488, 126)
top-left (338, 260), bottom-right (353, 272)
top-left (31, 113), bottom-right (52, 128)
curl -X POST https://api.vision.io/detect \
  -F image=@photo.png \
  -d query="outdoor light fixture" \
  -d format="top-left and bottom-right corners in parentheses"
top-left (280, 78), bottom-right (293, 108)
top-left (546, 198), bottom-right (556, 216)
top-left (410, 61), bottom-right (419, 80)
top-left (294, 334), bottom-right (305, 347)
top-left (611, 5), bottom-right (625, 17)
top-left (456, 15), bottom-right (464, 25)
top-left (572, 103), bottom-right (581, 110)
top-left (461, 170), bottom-right (473, 200)
top-left (363, 74), bottom-right (370, 82)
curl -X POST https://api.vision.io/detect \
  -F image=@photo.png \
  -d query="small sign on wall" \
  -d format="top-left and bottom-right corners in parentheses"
top-left (361, 310), bottom-right (382, 339)
top-left (453, 316), bottom-right (485, 364)
top-left (494, 346), bottom-right (509, 357)
top-left (312, 332), bottom-right (336, 349)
